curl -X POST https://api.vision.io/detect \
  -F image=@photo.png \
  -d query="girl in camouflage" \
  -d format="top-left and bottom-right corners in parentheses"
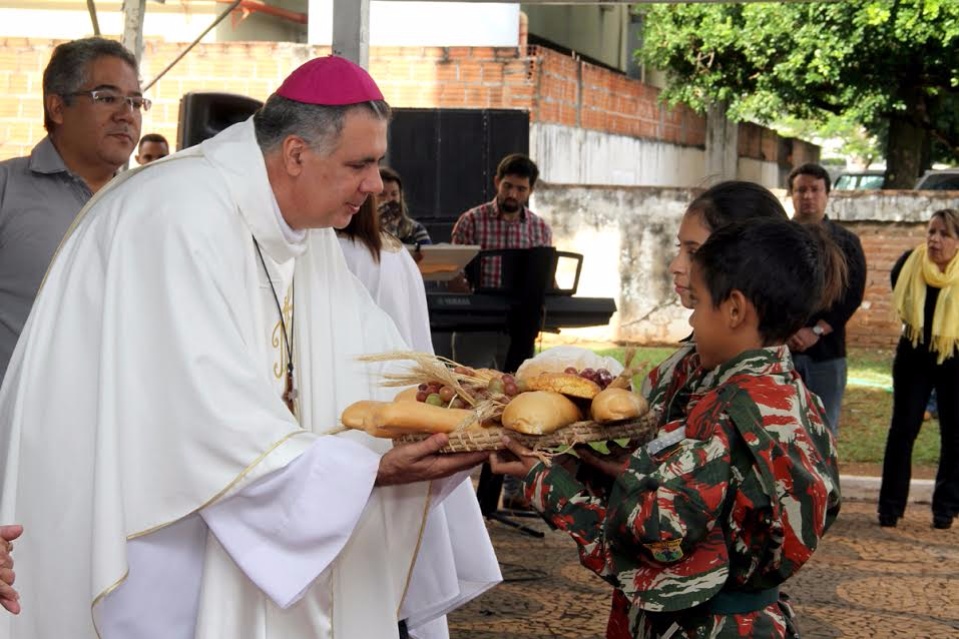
top-left (492, 218), bottom-right (843, 639)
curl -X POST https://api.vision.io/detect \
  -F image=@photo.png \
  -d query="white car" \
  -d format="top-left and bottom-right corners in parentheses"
top-left (915, 169), bottom-right (959, 190)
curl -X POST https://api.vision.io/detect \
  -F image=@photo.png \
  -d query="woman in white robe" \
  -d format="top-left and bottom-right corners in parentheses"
top-left (337, 198), bottom-right (501, 639)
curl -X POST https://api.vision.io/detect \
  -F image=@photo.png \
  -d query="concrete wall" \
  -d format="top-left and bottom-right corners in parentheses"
top-left (825, 190), bottom-right (959, 223)
top-left (534, 185), bottom-right (959, 349)
top-left (523, 4), bottom-right (631, 72)
top-left (532, 184), bottom-right (697, 344)
top-left (531, 123), bottom-right (705, 187)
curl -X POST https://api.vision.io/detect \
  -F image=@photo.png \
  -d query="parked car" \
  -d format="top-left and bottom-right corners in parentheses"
top-left (833, 169), bottom-right (885, 190)
top-left (914, 169), bottom-right (959, 190)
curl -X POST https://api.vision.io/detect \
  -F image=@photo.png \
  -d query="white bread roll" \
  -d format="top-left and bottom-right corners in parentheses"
top-left (590, 388), bottom-right (648, 423)
top-left (501, 391), bottom-right (583, 435)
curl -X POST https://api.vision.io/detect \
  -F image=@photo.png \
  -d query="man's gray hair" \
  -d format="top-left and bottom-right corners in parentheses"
top-left (253, 94), bottom-right (391, 156)
top-left (42, 37), bottom-right (139, 132)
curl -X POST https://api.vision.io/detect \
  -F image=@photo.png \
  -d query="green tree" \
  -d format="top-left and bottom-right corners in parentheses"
top-left (638, 0), bottom-right (959, 188)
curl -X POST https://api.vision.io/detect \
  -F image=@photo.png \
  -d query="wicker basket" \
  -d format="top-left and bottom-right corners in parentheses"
top-left (393, 411), bottom-right (660, 453)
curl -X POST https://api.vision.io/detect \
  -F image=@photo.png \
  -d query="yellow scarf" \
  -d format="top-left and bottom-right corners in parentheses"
top-left (893, 243), bottom-right (959, 364)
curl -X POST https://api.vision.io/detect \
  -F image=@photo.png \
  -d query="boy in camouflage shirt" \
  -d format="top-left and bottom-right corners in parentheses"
top-left (493, 220), bottom-right (842, 638)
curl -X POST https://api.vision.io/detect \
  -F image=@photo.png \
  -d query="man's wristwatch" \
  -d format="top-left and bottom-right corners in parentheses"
top-left (811, 325), bottom-right (825, 337)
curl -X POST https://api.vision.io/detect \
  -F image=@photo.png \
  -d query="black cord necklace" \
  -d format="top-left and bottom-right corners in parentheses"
top-left (253, 238), bottom-right (297, 414)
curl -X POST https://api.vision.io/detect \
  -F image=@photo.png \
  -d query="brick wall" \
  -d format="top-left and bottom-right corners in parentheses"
top-left (3, 38), bottom-right (781, 162)
top-left (846, 221), bottom-right (926, 350)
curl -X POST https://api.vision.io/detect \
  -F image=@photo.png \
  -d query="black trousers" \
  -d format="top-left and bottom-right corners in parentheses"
top-left (879, 339), bottom-right (959, 519)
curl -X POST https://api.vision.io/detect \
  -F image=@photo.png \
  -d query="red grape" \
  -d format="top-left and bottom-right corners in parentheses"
top-left (415, 390), bottom-right (428, 402)
top-left (439, 386), bottom-right (456, 403)
top-left (564, 366), bottom-right (578, 375)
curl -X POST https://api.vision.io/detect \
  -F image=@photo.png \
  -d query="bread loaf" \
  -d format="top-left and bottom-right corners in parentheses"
top-left (501, 391), bottom-right (583, 435)
top-left (590, 388), bottom-right (649, 423)
top-left (341, 400), bottom-right (383, 430)
top-left (521, 372), bottom-right (601, 399)
top-left (393, 387), bottom-right (420, 402)
top-left (341, 399), bottom-right (475, 436)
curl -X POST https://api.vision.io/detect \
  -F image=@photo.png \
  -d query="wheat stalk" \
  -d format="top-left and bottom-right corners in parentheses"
top-left (358, 351), bottom-right (496, 408)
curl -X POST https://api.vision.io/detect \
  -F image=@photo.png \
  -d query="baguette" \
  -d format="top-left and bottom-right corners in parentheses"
top-left (590, 388), bottom-right (649, 423)
top-left (341, 400), bottom-right (382, 430)
top-left (341, 399), bottom-right (476, 436)
top-left (501, 391), bottom-right (583, 435)
top-left (393, 387), bottom-right (420, 402)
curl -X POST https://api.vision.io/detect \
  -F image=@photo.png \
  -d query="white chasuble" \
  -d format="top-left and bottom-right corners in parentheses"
top-left (0, 119), bottom-right (461, 639)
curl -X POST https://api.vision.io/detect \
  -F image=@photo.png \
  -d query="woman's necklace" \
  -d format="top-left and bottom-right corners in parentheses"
top-left (253, 238), bottom-right (297, 414)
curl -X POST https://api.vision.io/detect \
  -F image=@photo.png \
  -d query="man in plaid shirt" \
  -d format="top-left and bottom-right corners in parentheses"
top-left (449, 153), bottom-right (552, 371)
top-left (450, 153), bottom-right (552, 510)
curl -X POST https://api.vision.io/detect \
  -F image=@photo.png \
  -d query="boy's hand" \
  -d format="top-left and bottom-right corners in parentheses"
top-left (489, 436), bottom-right (538, 477)
top-left (575, 442), bottom-right (632, 477)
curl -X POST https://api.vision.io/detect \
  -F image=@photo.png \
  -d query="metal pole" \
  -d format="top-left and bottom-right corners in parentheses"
top-left (143, 0), bottom-right (242, 92)
top-left (86, 0), bottom-right (101, 36)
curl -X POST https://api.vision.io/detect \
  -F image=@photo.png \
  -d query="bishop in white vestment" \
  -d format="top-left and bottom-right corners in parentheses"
top-left (0, 56), bottom-right (498, 638)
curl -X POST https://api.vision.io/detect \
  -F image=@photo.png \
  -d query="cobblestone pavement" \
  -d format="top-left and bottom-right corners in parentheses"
top-left (448, 500), bottom-right (959, 638)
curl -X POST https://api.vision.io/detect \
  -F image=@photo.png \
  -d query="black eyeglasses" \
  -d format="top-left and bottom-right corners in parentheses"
top-left (65, 89), bottom-right (152, 112)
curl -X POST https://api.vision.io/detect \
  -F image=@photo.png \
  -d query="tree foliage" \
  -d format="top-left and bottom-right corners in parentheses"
top-left (637, 0), bottom-right (959, 187)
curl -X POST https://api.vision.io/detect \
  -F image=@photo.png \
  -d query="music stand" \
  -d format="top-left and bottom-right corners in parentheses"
top-left (468, 247), bottom-right (557, 538)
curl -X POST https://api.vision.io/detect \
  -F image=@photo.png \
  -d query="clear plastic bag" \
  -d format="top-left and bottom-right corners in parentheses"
top-left (516, 346), bottom-right (624, 379)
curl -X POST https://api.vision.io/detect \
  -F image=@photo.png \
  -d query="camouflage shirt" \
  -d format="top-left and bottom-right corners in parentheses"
top-left (640, 340), bottom-right (701, 420)
top-left (525, 346), bottom-right (841, 638)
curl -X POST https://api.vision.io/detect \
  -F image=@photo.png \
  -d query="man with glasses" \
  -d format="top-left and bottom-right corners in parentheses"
top-left (0, 37), bottom-right (145, 384)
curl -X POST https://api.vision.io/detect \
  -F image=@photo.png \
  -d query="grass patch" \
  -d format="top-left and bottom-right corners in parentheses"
top-left (588, 345), bottom-right (941, 470)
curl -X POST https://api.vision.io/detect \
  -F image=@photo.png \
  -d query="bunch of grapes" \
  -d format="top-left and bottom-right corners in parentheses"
top-left (564, 366), bottom-right (615, 389)
top-left (486, 373), bottom-right (527, 398)
top-left (415, 382), bottom-right (468, 409)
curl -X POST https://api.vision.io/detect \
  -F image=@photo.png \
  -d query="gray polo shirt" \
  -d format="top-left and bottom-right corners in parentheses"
top-left (0, 137), bottom-right (93, 383)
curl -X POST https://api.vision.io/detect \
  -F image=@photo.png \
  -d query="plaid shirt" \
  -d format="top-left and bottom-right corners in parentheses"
top-left (450, 199), bottom-right (552, 289)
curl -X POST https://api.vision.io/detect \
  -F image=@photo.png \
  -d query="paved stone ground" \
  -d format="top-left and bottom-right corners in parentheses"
top-left (448, 500), bottom-right (959, 638)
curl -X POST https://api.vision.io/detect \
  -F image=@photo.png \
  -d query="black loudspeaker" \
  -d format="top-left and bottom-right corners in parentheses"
top-left (176, 92), bottom-right (264, 150)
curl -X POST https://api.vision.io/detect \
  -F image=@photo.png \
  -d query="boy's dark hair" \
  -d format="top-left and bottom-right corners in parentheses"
top-left (693, 219), bottom-right (847, 343)
top-left (496, 153), bottom-right (539, 189)
top-left (787, 163), bottom-right (832, 195)
top-left (337, 197), bottom-right (382, 263)
top-left (688, 181), bottom-right (788, 232)
top-left (138, 132), bottom-right (168, 149)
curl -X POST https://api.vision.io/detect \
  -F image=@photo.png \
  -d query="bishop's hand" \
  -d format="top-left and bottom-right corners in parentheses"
top-left (375, 434), bottom-right (488, 486)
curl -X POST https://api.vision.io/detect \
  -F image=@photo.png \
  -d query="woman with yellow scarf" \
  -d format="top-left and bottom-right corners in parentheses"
top-left (879, 208), bottom-right (959, 529)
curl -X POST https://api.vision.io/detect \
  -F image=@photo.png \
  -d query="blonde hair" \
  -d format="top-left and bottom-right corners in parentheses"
top-left (932, 208), bottom-right (959, 238)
